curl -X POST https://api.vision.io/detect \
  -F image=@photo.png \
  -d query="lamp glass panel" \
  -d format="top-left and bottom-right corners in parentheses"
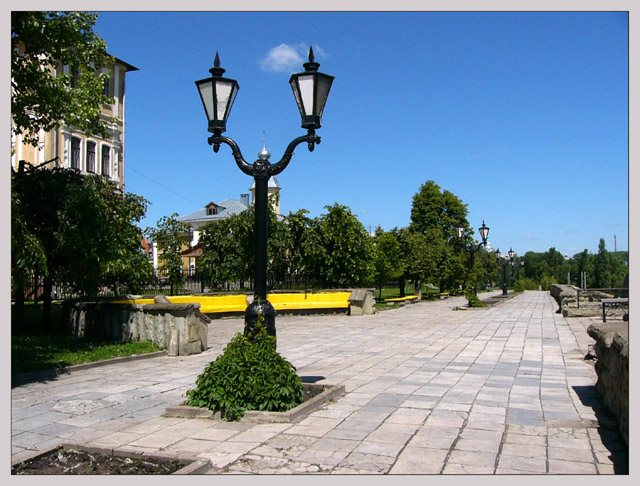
top-left (297, 74), bottom-right (315, 116)
top-left (198, 80), bottom-right (214, 121)
top-left (215, 80), bottom-right (234, 121)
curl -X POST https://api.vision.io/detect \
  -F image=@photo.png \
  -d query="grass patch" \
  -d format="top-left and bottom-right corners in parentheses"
top-left (11, 336), bottom-right (161, 376)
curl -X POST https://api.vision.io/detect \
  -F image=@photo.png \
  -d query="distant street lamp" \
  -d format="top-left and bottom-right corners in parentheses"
top-left (196, 48), bottom-right (334, 339)
top-left (456, 220), bottom-right (490, 294)
top-left (494, 247), bottom-right (515, 295)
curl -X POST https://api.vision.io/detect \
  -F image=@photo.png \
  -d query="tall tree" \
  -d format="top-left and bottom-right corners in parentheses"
top-left (148, 214), bottom-right (190, 295)
top-left (593, 238), bottom-right (613, 289)
top-left (409, 180), bottom-right (471, 292)
top-left (12, 167), bottom-right (152, 333)
top-left (307, 204), bottom-right (375, 288)
top-left (409, 180), bottom-right (469, 240)
top-left (11, 11), bottom-right (114, 147)
top-left (372, 228), bottom-right (406, 299)
top-left (283, 209), bottom-right (313, 289)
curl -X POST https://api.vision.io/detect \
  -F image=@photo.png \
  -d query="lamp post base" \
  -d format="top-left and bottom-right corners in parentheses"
top-left (244, 297), bottom-right (277, 341)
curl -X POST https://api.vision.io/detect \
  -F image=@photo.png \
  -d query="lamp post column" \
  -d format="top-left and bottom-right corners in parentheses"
top-left (502, 262), bottom-right (508, 295)
top-left (244, 149), bottom-right (277, 339)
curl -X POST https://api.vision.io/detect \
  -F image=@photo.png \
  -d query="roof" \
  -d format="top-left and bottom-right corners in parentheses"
top-left (177, 198), bottom-right (249, 225)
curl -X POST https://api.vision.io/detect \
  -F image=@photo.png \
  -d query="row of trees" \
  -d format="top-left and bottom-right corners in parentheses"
top-left (521, 240), bottom-right (628, 290)
top-left (152, 180), bottom-right (500, 297)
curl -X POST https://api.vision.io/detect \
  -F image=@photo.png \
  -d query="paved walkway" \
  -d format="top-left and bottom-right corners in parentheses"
top-left (11, 291), bottom-right (628, 474)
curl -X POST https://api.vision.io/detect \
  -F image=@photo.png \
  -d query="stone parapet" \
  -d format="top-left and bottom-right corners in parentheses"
top-left (587, 322), bottom-right (628, 446)
top-left (63, 299), bottom-right (210, 356)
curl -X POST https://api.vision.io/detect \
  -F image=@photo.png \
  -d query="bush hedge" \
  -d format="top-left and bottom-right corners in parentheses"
top-left (184, 324), bottom-right (304, 421)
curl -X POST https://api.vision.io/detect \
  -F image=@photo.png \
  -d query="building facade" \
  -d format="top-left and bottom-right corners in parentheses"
top-left (11, 56), bottom-right (138, 190)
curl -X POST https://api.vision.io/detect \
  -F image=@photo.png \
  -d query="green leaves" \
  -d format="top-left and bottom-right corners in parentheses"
top-left (11, 167), bottom-right (153, 298)
top-left (11, 12), bottom-right (114, 147)
top-left (146, 214), bottom-right (190, 291)
top-left (185, 324), bottom-right (304, 421)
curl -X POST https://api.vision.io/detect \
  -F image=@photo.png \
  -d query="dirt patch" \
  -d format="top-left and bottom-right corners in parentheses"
top-left (12, 447), bottom-right (187, 475)
top-left (304, 384), bottom-right (325, 401)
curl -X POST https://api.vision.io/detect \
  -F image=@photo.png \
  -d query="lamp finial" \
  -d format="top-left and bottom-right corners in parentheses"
top-left (303, 46), bottom-right (320, 72)
top-left (210, 52), bottom-right (226, 76)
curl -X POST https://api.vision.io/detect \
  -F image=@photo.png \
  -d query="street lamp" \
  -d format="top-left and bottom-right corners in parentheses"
top-left (456, 220), bottom-right (490, 295)
top-left (494, 247), bottom-right (515, 295)
top-left (196, 48), bottom-right (334, 339)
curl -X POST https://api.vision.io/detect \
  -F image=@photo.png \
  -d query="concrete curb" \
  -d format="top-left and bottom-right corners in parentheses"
top-left (164, 383), bottom-right (345, 423)
top-left (11, 442), bottom-right (211, 474)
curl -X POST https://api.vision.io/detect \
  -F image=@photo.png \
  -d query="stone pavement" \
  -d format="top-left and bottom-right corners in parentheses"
top-left (11, 291), bottom-right (629, 474)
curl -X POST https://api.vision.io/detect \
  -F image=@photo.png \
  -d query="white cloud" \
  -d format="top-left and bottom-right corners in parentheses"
top-left (259, 44), bottom-right (304, 73)
top-left (259, 43), bottom-right (327, 73)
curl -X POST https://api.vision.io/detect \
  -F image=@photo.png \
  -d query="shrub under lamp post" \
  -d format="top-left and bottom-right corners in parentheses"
top-left (196, 49), bottom-right (333, 340)
top-left (456, 221), bottom-right (490, 294)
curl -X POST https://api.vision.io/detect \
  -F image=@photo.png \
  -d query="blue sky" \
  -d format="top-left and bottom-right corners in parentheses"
top-left (94, 10), bottom-right (629, 257)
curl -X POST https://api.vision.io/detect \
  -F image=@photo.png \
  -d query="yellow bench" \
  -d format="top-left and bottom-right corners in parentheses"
top-left (113, 295), bottom-right (248, 313)
top-left (267, 292), bottom-right (351, 311)
top-left (167, 295), bottom-right (248, 313)
top-left (384, 295), bottom-right (419, 304)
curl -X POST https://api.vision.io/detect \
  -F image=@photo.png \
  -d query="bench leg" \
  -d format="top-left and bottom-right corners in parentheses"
top-left (603, 304), bottom-right (606, 323)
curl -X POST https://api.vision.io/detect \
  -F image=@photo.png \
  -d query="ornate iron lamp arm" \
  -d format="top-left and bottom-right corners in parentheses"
top-left (208, 134), bottom-right (253, 177)
top-left (269, 129), bottom-right (321, 177)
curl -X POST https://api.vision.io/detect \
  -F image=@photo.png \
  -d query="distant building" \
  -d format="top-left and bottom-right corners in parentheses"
top-left (158, 177), bottom-right (282, 276)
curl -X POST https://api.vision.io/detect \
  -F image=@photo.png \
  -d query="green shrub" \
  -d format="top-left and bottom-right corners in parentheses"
top-left (184, 324), bottom-right (304, 421)
top-left (465, 289), bottom-right (486, 308)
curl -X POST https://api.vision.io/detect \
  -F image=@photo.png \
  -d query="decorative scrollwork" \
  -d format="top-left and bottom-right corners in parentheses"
top-left (208, 134), bottom-right (253, 176)
top-left (210, 129), bottom-right (322, 178)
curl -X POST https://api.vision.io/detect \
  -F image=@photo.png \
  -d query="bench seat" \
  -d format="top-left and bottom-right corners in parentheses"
top-left (384, 295), bottom-right (419, 304)
top-left (268, 292), bottom-right (351, 311)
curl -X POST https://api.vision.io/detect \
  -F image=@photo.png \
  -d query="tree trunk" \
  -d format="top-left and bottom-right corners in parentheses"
top-left (414, 280), bottom-right (422, 299)
top-left (12, 280), bottom-right (25, 334)
top-left (399, 277), bottom-right (406, 297)
top-left (41, 275), bottom-right (53, 334)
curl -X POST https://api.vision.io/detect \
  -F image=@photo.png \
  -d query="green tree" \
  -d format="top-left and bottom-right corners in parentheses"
top-left (409, 180), bottom-right (472, 293)
top-left (372, 228), bottom-right (406, 299)
top-left (12, 167), bottom-right (152, 333)
top-left (409, 180), bottom-right (469, 240)
top-left (282, 209), bottom-right (313, 289)
top-left (593, 238), bottom-right (613, 288)
top-left (307, 204), bottom-right (375, 288)
top-left (148, 214), bottom-right (190, 295)
top-left (198, 218), bottom-right (238, 290)
top-left (11, 11), bottom-right (114, 147)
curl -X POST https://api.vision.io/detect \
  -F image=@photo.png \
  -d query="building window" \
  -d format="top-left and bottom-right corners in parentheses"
top-left (102, 75), bottom-right (111, 97)
top-left (71, 137), bottom-right (81, 170)
top-left (101, 145), bottom-right (110, 177)
top-left (86, 141), bottom-right (96, 173)
top-left (70, 65), bottom-right (79, 88)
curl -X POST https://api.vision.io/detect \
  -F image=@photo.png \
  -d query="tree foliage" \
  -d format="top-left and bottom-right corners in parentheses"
top-left (306, 204), bottom-right (375, 288)
top-left (147, 214), bottom-right (190, 293)
top-left (372, 228), bottom-right (406, 298)
top-left (12, 167), bottom-right (153, 333)
top-left (519, 241), bottom-right (628, 290)
top-left (11, 11), bottom-right (114, 146)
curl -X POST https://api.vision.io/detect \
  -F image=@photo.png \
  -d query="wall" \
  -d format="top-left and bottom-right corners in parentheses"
top-left (63, 299), bottom-right (210, 356)
top-left (587, 323), bottom-right (629, 446)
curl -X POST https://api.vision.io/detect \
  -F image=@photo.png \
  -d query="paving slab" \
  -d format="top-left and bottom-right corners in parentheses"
top-left (11, 291), bottom-right (628, 474)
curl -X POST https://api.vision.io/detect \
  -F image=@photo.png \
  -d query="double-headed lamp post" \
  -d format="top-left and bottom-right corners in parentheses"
top-left (196, 48), bottom-right (334, 339)
top-left (456, 221), bottom-right (490, 294)
top-left (494, 247), bottom-right (515, 295)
